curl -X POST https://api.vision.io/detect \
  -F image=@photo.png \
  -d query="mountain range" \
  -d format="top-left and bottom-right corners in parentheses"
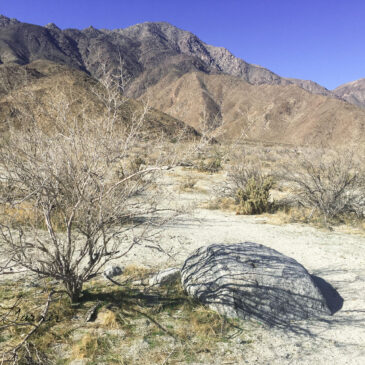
top-left (0, 14), bottom-right (364, 146)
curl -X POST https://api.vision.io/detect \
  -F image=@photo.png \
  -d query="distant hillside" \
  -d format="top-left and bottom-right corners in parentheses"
top-left (334, 79), bottom-right (365, 109)
top-left (140, 71), bottom-right (365, 146)
top-left (0, 60), bottom-right (196, 139)
top-left (285, 78), bottom-right (334, 98)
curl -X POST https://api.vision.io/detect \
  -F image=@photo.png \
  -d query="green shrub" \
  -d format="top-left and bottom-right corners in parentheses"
top-left (224, 149), bottom-right (275, 215)
top-left (235, 176), bottom-right (275, 215)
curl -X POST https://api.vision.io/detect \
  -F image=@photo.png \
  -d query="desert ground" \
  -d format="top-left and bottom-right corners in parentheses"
top-left (1, 156), bottom-right (365, 365)
top-left (105, 166), bottom-right (365, 365)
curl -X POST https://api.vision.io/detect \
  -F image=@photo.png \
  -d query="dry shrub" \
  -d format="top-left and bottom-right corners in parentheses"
top-left (224, 149), bottom-right (275, 215)
top-left (195, 156), bottom-right (222, 173)
top-left (0, 64), bottom-right (171, 304)
top-left (279, 149), bottom-right (365, 224)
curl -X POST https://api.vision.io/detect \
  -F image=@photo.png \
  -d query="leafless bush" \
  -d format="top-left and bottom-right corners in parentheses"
top-left (279, 149), bottom-right (365, 223)
top-left (0, 65), bottom-right (171, 304)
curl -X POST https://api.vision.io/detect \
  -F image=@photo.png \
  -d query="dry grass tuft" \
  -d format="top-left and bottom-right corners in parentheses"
top-left (123, 264), bottom-right (153, 279)
top-left (72, 332), bottom-right (98, 360)
top-left (202, 197), bottom-right (236, 211)
top-left (96, 309), bottom-right (119, 329)
top-left (178, 175), bottom-right (198, 192)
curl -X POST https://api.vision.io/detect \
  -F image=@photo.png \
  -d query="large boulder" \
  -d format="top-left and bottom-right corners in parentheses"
top-left (181, 242), bottom-right (332, 325)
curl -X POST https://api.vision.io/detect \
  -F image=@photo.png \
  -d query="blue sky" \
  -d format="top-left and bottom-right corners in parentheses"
top-left (0, 0), bottom-right (364, 89)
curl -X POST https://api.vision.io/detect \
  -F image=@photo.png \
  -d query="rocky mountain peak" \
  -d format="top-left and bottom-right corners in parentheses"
top-left (0, 14), bottom-right (20, 28)
top-left (45, 22), bottom-right (61, 31)
top-left (82, 25), bottom-right (102, 37)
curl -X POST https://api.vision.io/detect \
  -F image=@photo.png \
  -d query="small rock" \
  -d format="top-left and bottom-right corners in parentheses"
top-left (104, 265), bottom-right (123, 278)
top-left (149, 267), bottom-right (180, 286)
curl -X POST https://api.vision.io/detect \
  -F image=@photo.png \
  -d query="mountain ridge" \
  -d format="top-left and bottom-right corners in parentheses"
top-left (139, 70), bottom-right (365, 146)
top-left (0, 15), bottom-right (338, 96)
top-left (0, 15), bottom-right (364, 147)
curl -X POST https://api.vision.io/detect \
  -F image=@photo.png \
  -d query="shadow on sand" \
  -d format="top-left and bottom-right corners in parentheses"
top-left (311, 275), bottom-right (344, 314)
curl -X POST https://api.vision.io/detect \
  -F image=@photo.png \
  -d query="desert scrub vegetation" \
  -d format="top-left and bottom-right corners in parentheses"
top-left (235, 176), bottom-right (275, 215)
top-left (0, 63), bottom-right (171, 306)
top-left (0, 269), bottom-right (246, 364)
top-left (0, 63), bottom-right (225, 361)
top-left (278, 148), bottom-right (365, 227)
top-left (193, 148), bottom-right (223, 173)
top-left (221, 150), bottom-right (276, 215)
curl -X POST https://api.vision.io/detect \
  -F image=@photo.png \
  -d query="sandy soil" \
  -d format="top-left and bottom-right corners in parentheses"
top-left (117, 169), bottom-right (365, 365)
top-left (2, 168), bottom-right (365, 364)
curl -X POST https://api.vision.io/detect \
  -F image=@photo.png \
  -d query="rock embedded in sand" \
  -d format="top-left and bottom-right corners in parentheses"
top-left (148, 267), bottom-right (180, 286)
top-left (181, 242), bottom-right (331, 325)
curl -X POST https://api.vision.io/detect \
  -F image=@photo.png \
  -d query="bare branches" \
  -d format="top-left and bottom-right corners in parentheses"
top-left (0, 61), bottom-right (170, 303)
top-left (278, 149), bottom-right (365, 222)
top-left (0, 288), bottom-right (63, 365)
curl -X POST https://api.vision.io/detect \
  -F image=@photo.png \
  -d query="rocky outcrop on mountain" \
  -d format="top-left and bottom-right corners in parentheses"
top-left (116, 22), bottom-right (289, 88)
top-left (0, 15), bottom-right (19, 28)
top-left (181, 243), bottom-right (332, 325)
top-left (286, 78), bottom-right (335, 97)
top-left (334, 78), bottom-right (365, 109)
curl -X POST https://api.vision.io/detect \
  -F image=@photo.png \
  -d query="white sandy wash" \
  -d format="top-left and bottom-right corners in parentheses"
top-left (120, 187), bottom-right (365, 365)
top-left (2, 168), bottom-right (365, 364)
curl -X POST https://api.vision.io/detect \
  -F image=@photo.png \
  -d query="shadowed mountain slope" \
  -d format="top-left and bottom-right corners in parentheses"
top-left (0, 60), bottom-right (196, 139)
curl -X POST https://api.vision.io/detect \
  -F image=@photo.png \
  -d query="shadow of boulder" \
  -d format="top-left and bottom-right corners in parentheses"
top-left (311, 275), bottom-right (344, 314)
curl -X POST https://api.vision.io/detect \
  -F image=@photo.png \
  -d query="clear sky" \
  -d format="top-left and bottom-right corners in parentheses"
top-left (0, 0), bottom-right (364, 89)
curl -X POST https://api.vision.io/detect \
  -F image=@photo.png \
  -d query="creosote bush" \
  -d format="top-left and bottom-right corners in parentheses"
top-left (279, 149), bottom-right (365, 224)
top-left (0, 65), bottom-right (165, 304)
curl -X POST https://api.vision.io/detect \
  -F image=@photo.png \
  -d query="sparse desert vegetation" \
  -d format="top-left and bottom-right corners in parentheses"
top-left (0, 269), bottom-right (244, 364)
top-left (0, 13), bottom-right (365, 365)
top-left (1, 129), bottom-right (365, 363)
